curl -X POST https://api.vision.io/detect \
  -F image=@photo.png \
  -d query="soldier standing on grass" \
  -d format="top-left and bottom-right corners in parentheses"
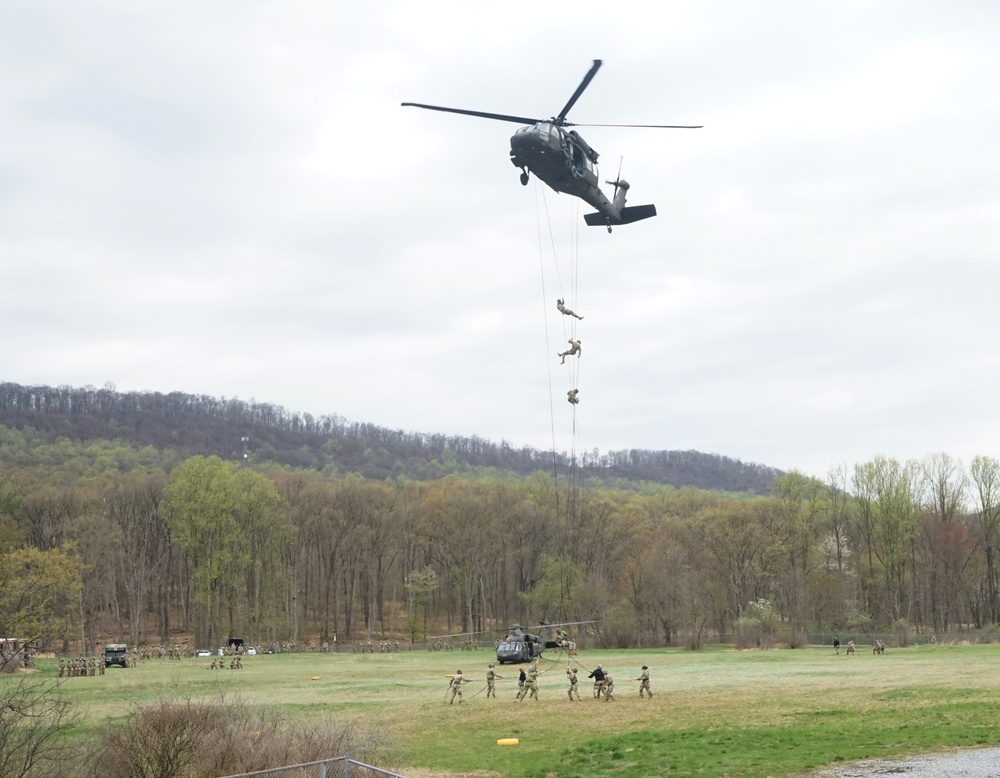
top-left (516, 666), bottom-right (527, 698)
top-left (526, 665), bottom-right (540, 700)
top-left (486, 663), bottom-right (502, 698)
top-left (567, 666), bottom-right (581, 701)
top-left (601, 671), bottom-right (615, 701)
top-left (588, 664), bottom-right (605, 698)
top-left (448, 669), bottom-right (469, 704)
top-left (633, 666), bottom-right (652, 698)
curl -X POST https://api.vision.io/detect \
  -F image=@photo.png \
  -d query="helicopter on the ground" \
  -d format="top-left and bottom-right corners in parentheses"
top-left (495, 621), bottom-right (598, 664)
top-left (429, 621), bottom-right (597, 664)
top-left (402, 60), bottom-right (701, 232)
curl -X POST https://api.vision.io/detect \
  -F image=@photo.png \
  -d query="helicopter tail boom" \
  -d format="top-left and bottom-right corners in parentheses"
top-left (584, 203), bottom-right (657, 228)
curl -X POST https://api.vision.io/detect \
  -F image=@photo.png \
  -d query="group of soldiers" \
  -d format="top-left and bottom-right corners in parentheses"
top-left (447, 662), bottom-right (653, 704)
top-left (429, 637), bottom-right (478, 651)
top-left (58, 656), bottom-right (105, 677)
top-left (554, 628), bottom-right (577, 655)
top-left (834, 638), bottom-right (886, 656)
top-left (207, 655), bottom-right (243, 670)
top-left (130, 644), bottom-right (189, 661)
top-left (556, 298), bottom-right (584, 405)
top-left (351, 639), bottom-right (402, 653)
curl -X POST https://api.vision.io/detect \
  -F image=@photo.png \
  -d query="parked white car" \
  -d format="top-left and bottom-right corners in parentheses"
top-left (196, 649), bottom-right (211, 657)
top-left (246, 647), bottom-right (257, 655)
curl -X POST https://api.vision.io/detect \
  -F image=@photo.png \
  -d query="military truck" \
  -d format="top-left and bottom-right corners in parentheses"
top-left (103, 643), bottom-right (128, 668)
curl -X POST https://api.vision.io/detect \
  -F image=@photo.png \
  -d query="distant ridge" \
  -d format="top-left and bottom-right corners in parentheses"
top-left (0, 382), bottom-right (781, 493)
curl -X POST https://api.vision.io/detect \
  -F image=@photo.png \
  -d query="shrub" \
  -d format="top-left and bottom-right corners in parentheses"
top-left (86, 693), bottom-right (398, 778)
top-left (735, 599), bottom-right (779, 649)
top-left (0, 678), bottom-right (77, 778)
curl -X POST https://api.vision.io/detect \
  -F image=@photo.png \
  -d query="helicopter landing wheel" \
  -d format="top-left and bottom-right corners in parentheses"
top-left (607, 225), bottom-right (613, 234)
top-left (519, 171), bottom-right (529, 186)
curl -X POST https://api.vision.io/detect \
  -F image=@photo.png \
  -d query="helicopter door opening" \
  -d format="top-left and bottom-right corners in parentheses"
top-left (567, 139), bottom-right (596, 180)
top-left (568, 140), bottom-right (586, 178)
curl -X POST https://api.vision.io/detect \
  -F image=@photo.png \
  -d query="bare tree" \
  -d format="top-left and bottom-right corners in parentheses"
top-left (970, 455), bottom-right (1000, 625)
top-left (0, 679), bottom-right (76, 778)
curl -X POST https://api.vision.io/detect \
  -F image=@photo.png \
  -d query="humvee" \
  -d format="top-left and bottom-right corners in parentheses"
top-left (103, 643), bottom-right (128, 668)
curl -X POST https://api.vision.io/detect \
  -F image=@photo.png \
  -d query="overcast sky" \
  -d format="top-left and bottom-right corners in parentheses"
top-left (2, 1), bottom-right (998, 479)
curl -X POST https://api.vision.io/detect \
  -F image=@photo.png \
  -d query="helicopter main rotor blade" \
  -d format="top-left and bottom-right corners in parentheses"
top-left (566, 122), bottom-right (704, 128)
top-left (401, 103), bottom-right (541, 125)
top-left (556, 59), bottom-right (602, 123)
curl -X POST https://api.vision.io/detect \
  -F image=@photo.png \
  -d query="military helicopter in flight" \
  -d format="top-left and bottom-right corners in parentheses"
top-left (402, 60), bottom-right (701, 232)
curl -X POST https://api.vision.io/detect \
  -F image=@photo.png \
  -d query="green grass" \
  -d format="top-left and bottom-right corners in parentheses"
top-left (8, 643), bottom-right (1000, 777)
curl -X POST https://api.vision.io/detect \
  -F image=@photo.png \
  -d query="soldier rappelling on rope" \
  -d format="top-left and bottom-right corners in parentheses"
top-left (557, 298), bottom-right (584, 320)
top-left (558, 339), bottom-right (582, 364)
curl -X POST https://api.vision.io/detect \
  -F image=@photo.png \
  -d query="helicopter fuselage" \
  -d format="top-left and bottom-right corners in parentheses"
top-left (509, 123), bottom-right (616, 216)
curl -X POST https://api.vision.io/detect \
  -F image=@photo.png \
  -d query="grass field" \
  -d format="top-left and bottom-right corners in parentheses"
top-left (11, 643), bottom-right (1000, 777)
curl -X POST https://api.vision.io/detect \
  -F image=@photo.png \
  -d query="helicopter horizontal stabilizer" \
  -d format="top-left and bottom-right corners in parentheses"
top-left (583, 203), bottom-right (657, 227)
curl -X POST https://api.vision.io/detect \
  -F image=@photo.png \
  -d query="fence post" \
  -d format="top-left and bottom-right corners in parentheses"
top-left (344, 758), bottom-right (351, 778)
top-left (318, 762), bottom-right (326, 778)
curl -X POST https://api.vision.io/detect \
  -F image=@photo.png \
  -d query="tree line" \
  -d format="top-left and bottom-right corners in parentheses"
top-left (3, 442), bottom-right (1000, 655)
top-left (0, 382), bottom-right (779, 492)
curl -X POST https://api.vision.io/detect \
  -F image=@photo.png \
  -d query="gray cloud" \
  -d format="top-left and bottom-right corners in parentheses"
top-left (2, 0), bottom-right (999, 480)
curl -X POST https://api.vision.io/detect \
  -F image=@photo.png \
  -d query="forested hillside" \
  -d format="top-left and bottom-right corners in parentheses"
top-left (0, 381), bottom-right (779, 492)
top-left (4, 381), bottom-right (999, 662)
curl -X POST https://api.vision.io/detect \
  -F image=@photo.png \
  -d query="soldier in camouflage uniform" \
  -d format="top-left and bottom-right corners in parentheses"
top-left (567, 666), bottom-right (581, 701)
top-left (486, 662), bottom-right (502, 698)
top-left (526, 665), bottom-right (540, 700)
top-left (633, 665), bottom-right (652, 698)
top-left (558, 339), bottom-right (582, 364)
top-left (601, 671), bottom-right (615, 701)
top-left (556, 298), bottom-right (584, 320)
top-left (448, 669), bottom-right (469, 704)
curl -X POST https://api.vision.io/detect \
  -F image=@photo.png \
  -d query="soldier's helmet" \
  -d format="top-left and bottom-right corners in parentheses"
top-left (597, 664), bottom-right (602, 669)
top-left (456, 669), bottom-right (462, 674)
top-left (488, 662), bottom-right (494, 667)
top-left (642, 665), bottom-right (648, 669)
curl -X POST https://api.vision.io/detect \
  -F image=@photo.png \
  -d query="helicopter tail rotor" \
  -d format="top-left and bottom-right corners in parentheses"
top-left (605, 156), bottom-right (628, 202)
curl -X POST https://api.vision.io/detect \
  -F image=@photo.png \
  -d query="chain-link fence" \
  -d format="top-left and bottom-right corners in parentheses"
top-left (217, 756), bottom-right (408, 778)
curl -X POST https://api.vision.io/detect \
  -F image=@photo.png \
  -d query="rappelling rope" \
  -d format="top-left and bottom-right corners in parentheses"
top-left (565, 197), bottom-right (583, 513)
top-left (536, 185), bottom-right (586, 503)
top-left (535, 180), bottom-right (560, 506)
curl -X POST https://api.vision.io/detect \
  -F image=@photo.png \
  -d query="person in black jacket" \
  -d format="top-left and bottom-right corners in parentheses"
top-left (588, 664), bottom-right (605, 698)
